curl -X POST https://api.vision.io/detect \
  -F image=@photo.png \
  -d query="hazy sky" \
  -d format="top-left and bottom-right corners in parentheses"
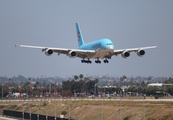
top-left (1, 1), bottom-right (173, 78)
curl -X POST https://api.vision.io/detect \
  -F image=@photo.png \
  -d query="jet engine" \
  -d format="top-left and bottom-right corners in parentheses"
top-left (122, 51), bottom-right (130, 58)
top-left (68, 51), bottom-right (77, 58)
top-left (45, 49), bottom-right (53, 56)
top-left (137, 50), bottom-right (145, 57)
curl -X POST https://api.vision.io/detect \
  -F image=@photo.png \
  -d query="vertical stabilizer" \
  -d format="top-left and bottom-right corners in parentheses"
top-left (76, 23), bottom-right (85, 47)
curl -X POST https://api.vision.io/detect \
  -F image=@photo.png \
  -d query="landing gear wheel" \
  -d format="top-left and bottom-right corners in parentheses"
top-left (95, 60), bottom-right (101, 64)
top-left (104, 59), bottom-right (109, 63)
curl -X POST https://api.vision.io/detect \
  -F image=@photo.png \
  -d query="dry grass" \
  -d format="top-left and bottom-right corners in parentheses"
top-left (0, 99), bottom-right (173, 120)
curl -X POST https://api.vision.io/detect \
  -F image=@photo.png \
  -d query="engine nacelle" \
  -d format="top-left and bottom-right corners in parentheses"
top-left (122, 51), bottom-right (130, 58)
top-left (45, 49), bottom-right (53, 56)
top-left (68, 51), bottom-right (77, 58)
top-left (137, 50), bottom-right (145, 57)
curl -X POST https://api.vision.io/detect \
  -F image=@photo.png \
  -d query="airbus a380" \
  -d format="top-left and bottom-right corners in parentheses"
top-left (16, 23), bottom-right (157, 64)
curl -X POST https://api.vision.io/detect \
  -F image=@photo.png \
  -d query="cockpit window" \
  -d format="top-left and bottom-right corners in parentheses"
top-left (107, 43), bottom-right (113, 45)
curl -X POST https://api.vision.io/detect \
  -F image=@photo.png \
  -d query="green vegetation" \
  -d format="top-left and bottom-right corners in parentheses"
top-left (62, 74), bottom-right (99, 96)
top-left (61, 111), bottom-right (67, 116)
top-left (123, 115), bottom-right (131, 120)
top-left (43, 102), bottom-right (48, 106)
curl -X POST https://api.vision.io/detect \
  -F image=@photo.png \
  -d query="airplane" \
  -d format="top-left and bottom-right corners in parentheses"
top-left (16, 23), bottom-right (157, 64)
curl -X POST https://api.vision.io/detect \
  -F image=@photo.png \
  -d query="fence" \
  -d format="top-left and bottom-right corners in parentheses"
top-left (3, 109), bottom-right (73, 120)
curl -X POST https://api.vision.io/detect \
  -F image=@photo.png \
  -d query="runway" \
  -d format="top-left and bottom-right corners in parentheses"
top-left (0, 116), bottom-right (18, 120)
top-left (1, 98), bottom-right (173, 102)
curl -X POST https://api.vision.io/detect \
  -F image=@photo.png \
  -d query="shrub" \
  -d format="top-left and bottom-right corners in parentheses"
top-left (43, 102), bottom-right (48, 106)
top-left (61, 111), bottom-right (67, 116)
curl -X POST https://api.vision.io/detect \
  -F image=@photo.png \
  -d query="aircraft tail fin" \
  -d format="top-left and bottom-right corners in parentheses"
top-left (76, 23), bottom-right (85, 47)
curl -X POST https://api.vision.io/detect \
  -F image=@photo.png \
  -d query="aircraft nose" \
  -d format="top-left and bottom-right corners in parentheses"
top-left (107, 45), bottom-right (114, 49)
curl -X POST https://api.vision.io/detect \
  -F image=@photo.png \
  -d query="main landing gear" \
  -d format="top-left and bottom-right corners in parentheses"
top-left (95, 59), bottom-right (101, 64)
top-left (81, 59), bottom-right (92, 64)
top-left (95, 59), bottom-right (109, 64)
top-left (103, 59), bottom-right (109, 63)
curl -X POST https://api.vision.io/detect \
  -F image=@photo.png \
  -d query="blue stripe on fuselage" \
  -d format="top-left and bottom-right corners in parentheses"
top-left (79, 38), bottom-right (114, 50)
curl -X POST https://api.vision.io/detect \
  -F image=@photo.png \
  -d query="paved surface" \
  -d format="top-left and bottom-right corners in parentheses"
top-left (1, 98), bottom-right (173, 102)
top-left (0, 117), bottom-right (18, 120)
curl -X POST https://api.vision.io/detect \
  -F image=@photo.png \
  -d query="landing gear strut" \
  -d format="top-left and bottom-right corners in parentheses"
top-left (106, 55), bottom-right (111, 59)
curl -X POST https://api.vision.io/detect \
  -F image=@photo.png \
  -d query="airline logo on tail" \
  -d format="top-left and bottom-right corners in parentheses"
top-left (77, 32), bottom-right (80, 41)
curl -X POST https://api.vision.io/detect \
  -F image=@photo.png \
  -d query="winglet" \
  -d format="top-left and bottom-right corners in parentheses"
top-left (15, 44), bottom-right (20, 47)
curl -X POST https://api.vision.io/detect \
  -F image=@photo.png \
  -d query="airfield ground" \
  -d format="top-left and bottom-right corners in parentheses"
top-left (0, 97), bottom-right (173, 120)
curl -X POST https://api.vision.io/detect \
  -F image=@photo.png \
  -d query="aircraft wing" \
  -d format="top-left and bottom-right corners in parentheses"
top-left (16, 44), bottom-right (157, 59)
top-left (16, 44), bottom-right (95, 58)
top-left (113, 46), bottom-right (157, 56)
